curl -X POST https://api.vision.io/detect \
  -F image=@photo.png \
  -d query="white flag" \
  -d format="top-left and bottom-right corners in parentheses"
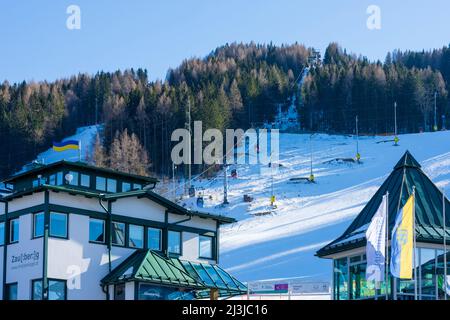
top-left (366, 194), bottom-right (387, 282)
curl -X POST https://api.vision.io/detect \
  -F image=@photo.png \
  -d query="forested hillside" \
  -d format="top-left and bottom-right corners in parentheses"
top-left (0, 42), bottom-right (449, 178)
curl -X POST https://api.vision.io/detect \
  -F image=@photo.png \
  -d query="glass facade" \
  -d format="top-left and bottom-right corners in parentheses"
top-left (6, 283), bottom-right (18, 300)
top-left (80, 174), bottom-right (90, 187)
top-left (32, 279), bottom-right (66, 300)
top-left (137, 283), bottom-right (194, 300)
top-left (333, 247), bottom-right (450, 300)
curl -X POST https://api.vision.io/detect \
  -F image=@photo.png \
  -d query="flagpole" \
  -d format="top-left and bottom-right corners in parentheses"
top-left (444, 189), bottom-right (447, 301)
top-left (413, 186), bottom-right (418, 300)
top-left (385, 191), bottom-right (389, 300)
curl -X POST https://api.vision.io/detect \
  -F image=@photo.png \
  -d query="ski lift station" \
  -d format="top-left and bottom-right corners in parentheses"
top-left (317, 151), bottom-right (450, 300)
top-left (0, 161), bottom-right (246, 300)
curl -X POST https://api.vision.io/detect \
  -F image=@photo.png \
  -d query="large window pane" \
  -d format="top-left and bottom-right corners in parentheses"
top-left (436, 250), bottom-right (450, 299)
top-left (199, 235), bottom-right (213, 259)
top-left (168, 231), bottom-right (181, 255)
top-left (10, 219), bottom-right (19, 243)
top-left (96, 176), bottom-right (106, 191)
top-left (107, 179), bottom-right (117, 193)
top-left (0, 222), bottom-right (4, 246)
top-left (89, 218), bottom-right (105, 243)
top-left (147, 227), bottom-right (161, 251)
top-left (33, 212), bottom-right (44, 238)
top-left (49, 174), bottom-right (57, 186)
top-left (80, 174), bottom-right (90, 187)
top-left (350, 263), bottom-right (375, 299)
top-left (112, 222), bottom-right (125, 246)
top-left (334, 258), bottom-right (348, 300)
top-left (50, 212), bottom-right (67, 238)
top-left (129, 224), bottom-right (144, 248)
top-left (6, 283), bottom-right (18, 300)
top-left (48, 280), bottom-right (66, 300)
top-left (420, 248), bottom-right (436, 298)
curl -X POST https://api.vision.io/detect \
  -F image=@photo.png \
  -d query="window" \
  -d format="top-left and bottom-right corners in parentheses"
top-left (5, 283), bottom-right (18, 300)
top-left (10, 218), bottom-right (19, 243)
top-left (80, 174), bottom-right (90, 187)
top-left (56, 172), bottom-right (63, 185)
top-left (107, 178), bottom-right (117, 193)
top-left (96, 176), bottom-right (106, 191)
top-left (50, 212), bottom-right (67, 238)
top-left (122, 182), bottom-right (131, 192)
top-left (129, 224), bottom-right (144, 248)
top-left (32, 179), bottom-right (39, 188)
top-left (32, 279), bottom-right (66, 300)
top-left (0, 222), bottom-right (4, 246)
top-left (147, 227), bottom-right (161, 251)
top-left (133, 183), bottom-right (142, 190)
top-left (68, 171), bottom-right (79, 186)
top-left (33, 212), bottom-right (44, 238)
top-left (199, 235), bottom-right (213, 259)
top-left (334, 258), bottom-right (349, 300)
top-left (112, 222), bottom-right (125, 246)
top-left (114, 283), bottom-right (125, 300)
top-left (89, 218), bottom-right (105, 243)
top-left (49, 174), bottom-right (57, 185)
top-left (168, 230), bottom-right (181, 255)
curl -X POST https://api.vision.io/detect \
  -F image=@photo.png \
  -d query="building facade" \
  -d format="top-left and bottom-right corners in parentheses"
top-left (317, 151), bottom-right (450, 300)
top-left (0, 161), bottom-right (245, 300)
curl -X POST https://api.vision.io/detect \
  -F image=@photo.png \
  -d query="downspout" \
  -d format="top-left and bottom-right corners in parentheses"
top-left (98, 194), bottom-right (112, 300)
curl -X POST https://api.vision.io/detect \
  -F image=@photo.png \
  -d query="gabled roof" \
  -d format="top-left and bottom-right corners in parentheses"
top-left (317, 151), bottom-right (450, 258)
top-left (2, 160), bottom-right (158, 184)
top-left (0, 184), bottom-right (235, 224)
top-left (101, 250), bottom-right (247, 298)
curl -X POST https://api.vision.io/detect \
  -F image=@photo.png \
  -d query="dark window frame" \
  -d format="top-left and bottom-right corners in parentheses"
top-left (147, 227), bottom-right (162, 251)
top-left (31, 278), bottom-right (67, 300)
top-left (32, 211), bottom-right (45, 239)
top-left (5, 282), bottom-right (18, 300)
top-left (49, 212), bottom-right (69, 239)
top-left (128, 224), bottom-right (144, 249)
top-left (167, 230), bottom-right (182, 256)
top-left (9, 218), bottom-right (20, 244)
top-left (111, 221), bottom-right (126, 247)
top-left (89, 218), bottom-right (106, 244)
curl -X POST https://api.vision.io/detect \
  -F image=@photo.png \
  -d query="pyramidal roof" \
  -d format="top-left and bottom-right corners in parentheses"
top-left (317, 151), bottom-right (450, 258)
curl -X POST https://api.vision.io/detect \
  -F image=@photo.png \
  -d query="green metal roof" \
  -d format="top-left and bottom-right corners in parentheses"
top-left (100, 250), bottom-right (202, 289)
top-left (317, 151), bottom-right (450, 258)
top-left (2, 160), bottom-right (158, 184)
top-left (101, 250), bottom-right (247, 298)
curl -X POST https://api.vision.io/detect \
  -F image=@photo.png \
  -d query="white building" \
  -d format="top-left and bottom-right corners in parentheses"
top-left (0, 161), bottom-right (245, 300)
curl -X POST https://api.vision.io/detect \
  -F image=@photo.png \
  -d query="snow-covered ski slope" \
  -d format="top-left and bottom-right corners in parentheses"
top-left (181, 131), bottom-right (450, 282)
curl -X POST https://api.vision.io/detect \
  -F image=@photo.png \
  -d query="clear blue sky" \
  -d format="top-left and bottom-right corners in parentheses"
top-left (1, 0), bottom-right (449, 84)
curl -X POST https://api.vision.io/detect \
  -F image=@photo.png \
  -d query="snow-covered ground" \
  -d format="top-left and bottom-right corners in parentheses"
top-left (173, 131), bottom-right (450, 283)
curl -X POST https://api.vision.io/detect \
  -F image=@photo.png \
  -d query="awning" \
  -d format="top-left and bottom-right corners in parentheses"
top-left (101, 250), bottom-right (247, 298)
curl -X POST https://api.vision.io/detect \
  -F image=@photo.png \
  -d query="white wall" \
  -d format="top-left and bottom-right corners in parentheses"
top-left (47, 214), bottom-right (135, 300)
top-left (49, 192), bottom-right (102, 213)
top-left (169, 215), bottom-right (217, 232)
top-left (5, 214), bottom-right (43, 300)
top-left (8, 192), bottom-right (44, 213)
top-left (112, 197), bottom-right (166, 222)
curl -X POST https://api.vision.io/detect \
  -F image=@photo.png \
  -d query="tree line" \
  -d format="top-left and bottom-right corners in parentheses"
top-left (0, 42), bottom-right (449, 178)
